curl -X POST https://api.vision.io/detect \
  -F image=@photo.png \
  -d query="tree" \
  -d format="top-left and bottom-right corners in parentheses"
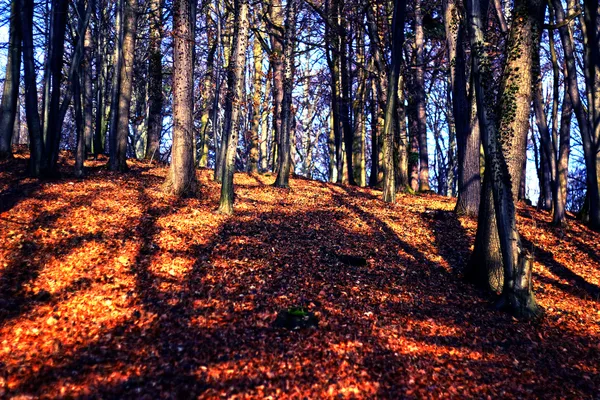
top-left (274, 0), bottom-right (299, 188)
top-left (217, 0), bottom-right (249, 214)
top-left (0, 1), bottom-right (22, 159)
top-left (145, 0), bottom-right (164, 161)
top-left (444, 0), bottom-right (481, 216)
top-left (466, 0), bottom-right (545, 318)
top-left (164, 0), bottom-right (199, 196)
top-left (415, 0), bottom-right (430, 192)
top-left (20, 0), bottom-right (45, 177)
top-left (382, 0), bottom-right (408, 202)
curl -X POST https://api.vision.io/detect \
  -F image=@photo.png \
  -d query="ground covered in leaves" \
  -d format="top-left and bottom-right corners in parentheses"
top-left (1, 153), bottom-right (599, 398)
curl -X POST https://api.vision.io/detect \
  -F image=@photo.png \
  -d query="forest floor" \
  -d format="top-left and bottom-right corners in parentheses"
top-left (1, 151), bottom-right (599, 399)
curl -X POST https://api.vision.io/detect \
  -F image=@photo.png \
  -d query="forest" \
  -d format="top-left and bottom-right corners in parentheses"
top-left (0, 0), bottom-right (599, 397)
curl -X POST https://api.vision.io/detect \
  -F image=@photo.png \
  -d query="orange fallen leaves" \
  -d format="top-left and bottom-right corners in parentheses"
top-left (0, 153), bottom-right (599, 398)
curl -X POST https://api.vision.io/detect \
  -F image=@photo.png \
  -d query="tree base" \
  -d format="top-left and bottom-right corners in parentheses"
top-left (496, 250), bottom-right (544, 320)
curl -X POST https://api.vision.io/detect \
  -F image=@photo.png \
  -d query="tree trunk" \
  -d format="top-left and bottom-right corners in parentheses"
top-left (274, 0), bottom-right (298, 188)
top-left (382, 0), bottom-right (408, 203)
top-left (217, 0), bottom-right (249, 213)
top-left (83, 21), bottom-right (94, 155)
top-left (43, 0), bottom-right (69, 175)
top-left (164, 0), bottom-right (199, 196)
top-left (554, 0), bottom-right (600, 229)
top-left (93, 0), bottom-right (109, 156)
top-left (467, 0), bottom-right (545, 319)
top-left (20, 0), bottom-right (45, 177)
top-left (0, 1), bottom-right (22, 159)
top-left (145, 0), bottom-right (164, 161)
top-left (415, 0), bottom-right (430, 192)
top-left (445, 0), bottom-right (481, 216)
top-left (110, 0), bottom-right (137, 172)
top-left (395, 74), bottom-right (409, 191)
top-left (352, 30), bottom-right (367, 187)
top-left (108, 0), bottom-right (124, 167)
top-left (248, 34), bottom-right (263, 174)
top-left (269, 0), bottom-right (284, 174)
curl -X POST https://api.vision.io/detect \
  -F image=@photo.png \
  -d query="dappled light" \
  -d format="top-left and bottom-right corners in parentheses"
top-left (1, 154), bottom-right (599, 398)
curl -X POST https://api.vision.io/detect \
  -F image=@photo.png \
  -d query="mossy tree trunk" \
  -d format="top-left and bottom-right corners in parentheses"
top-left (466, 0), bottom-right (545, 319)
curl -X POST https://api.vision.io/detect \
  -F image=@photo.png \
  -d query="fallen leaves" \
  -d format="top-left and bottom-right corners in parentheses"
top-left (0, 153), bottom-right (599, 398)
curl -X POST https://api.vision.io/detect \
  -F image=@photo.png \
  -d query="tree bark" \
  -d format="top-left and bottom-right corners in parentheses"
top-left (467, 0), bottom-right (545, 319)
top-left (445, 0), bottom-right (481, 216)
top-left (145, 0), bottom-right (164, 161)
top-left (164, 0), bottom-right (199, 196)
top-left (248, 34), bottom-right (263, 174)
top-left (20, 0), bottom-right (45, 176)
top-left (110, 0), bottom-right (137, 172)
top-left (217, 0), bottom-right (249, 213)
top-left (43, 0), bottom-right (69, 175)
top-left (415, 0), bottom-right (430, 192)
top-left (382, 0), bottom-right (408, 202)
top-left (274, 0), bottom-right (298, 188)
top-left (0, 1), bottom-right (22, 159)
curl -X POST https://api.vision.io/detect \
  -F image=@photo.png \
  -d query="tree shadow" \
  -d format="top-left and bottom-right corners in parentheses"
top-left (4, 176), bottom-right (600, 398)
top-left (521, 236), bottom-right (600, 301)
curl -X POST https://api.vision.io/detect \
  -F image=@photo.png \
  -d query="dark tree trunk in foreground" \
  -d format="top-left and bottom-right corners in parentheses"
top-left (43, 0), bottom-right (69, 175)
top-left (274, 0), bottom-right (298, 188)
top-left (0, 1), bottom-right (22, 159)
top-left (382, 0), bottom-right (408, 202)
top-left (217, 0), bottom-right (249, 214)
top-left (20, 0), bottom-right (45, 176)
top-left (467, 0), bottom-right (545, 319)
top-left (165, 0), bottom-right (199, 196)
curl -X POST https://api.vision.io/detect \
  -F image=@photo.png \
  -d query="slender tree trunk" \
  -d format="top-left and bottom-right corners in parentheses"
top-left (197, 4), bottom-right (217, 168)
top-left (329, 107), bottom-right (338, 182)
top-left (554, 84), bottom-right (572, 225)
top-left (217, 0), bottom-right (249, 213)
top-left (395, 73), bottom-right (409, 191)
top-left (43, 0), bottom-right (69, 175)
top-left (554, 0), bottom-right (600, 229)
top-left (382, 0), bottom-right (408, 202)
top-left (352, 30), bottom-right (367, 187)
top-left (93, 0), bottom-right (109, 156)
top-left (274, 0), bottom-right (298, 188)
top-left (260, 66), bottom-right (272, 172)
top-left (83, 21), bottom-right (93, 155)
top-left (269, 0), bottom-right (284, 174)
top-left (108, 0), bottom-right (124, 167)
top-left (0, 1), bottom-right (22, 159)
top-left (145, 0), bottom-right (164, 161)
top-left (248, 35), bottom-right (263, 174)
top-left (339, 17), bottom-right (355, 185)
top-left (74, 65), bottom-right (86, 178)
top-left (415, 0), bottom-right (430, 192)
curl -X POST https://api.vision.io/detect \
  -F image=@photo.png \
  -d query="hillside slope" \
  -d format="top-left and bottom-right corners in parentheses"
top-left (1, 154), bottom-right (599, 398)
